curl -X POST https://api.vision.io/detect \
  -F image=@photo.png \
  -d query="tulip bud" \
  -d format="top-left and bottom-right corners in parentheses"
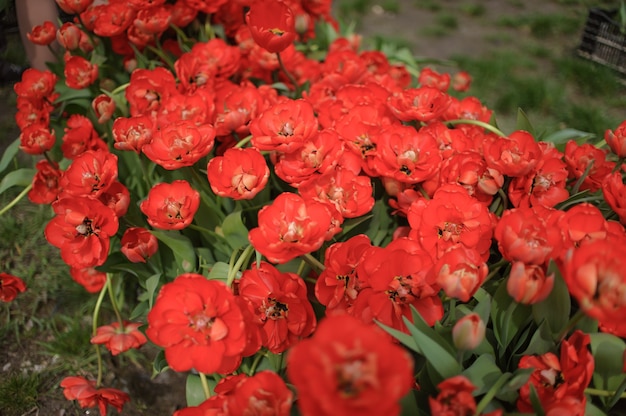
top-left (605, 120), bottom-right (626, 158)
top-left (507, 261), bottom-right (554, 305)
top-left (452, 313), bottom-right (486, 351)
top-left (92, 94), bottom-right (116, 124)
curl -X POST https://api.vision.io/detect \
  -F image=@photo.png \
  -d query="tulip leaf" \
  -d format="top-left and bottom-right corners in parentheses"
top-left (589, 333), bottom-right (626, 396)
top-left (491, 280), bottom-right (532, 351)
top-left (152, 350), bottom-right (169, 376)
top-left (129, 300), bottom-right (149, 321)
top-left (399, 389), bottom-right (420, 416)
top-left (528, 384), bottom-right (546, 416)
top-left (532, 261), bottom-right (570, 337)
top-left (221, 211), bottom-right (250, 251)
top-left (0, 168), bottom-right (35, 195)
top-left (521, 319), bottom-right (554, 356)
top-left (374, 320), bottom-right (420, 354)
top-left (186, 374), bottom-right (215, 407)
top-left (366, 199), bottom-right (394, 246)
top-left (462, 354), bottom-right (502, 396)
top-left (403, 312), bottom-right (461, 383)
top-left (542, 128), bottom-right (595, 148)
top-left (496, 367), bottom-right (534, 403)
top-left (151, 230), bottom-right (197, 274)
top-left (0, 139), bottom-right (19, 175)
top-left (516, 108), bottom-right (535, 137)
top-left (144, 272), bottom-right (162, 309)
top-left (207, 262), bottom-right (230, 282)
top-left (585, 402), bottom-right (609, 416)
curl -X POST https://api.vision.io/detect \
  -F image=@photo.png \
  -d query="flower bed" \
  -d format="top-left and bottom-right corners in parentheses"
top-left (2, 0), bottom-right (626, 415)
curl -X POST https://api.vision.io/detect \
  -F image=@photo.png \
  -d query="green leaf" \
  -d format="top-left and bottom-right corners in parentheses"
top-left (590, 333), bottom-right (626, 394)
top-left (521, 319), bottom-right (554, 356)
top-left (145, 272), bottom-right (162, 309)
top-left (151, 230), bottom-right (197, 273)
top-left (0, 139), bottom-right (20, 175)
top-left (0, 168), bottom-right (35, 195)
top-left (375, 320), bottom-right (420, 354)
top-left (585, 401), bottom-right (609, 416)
top-left (528, 384), bottom-right (546, 416)
top-left (152, 350), bottom-right (169, 375)
top-left (399, 389), bottom-right (419, 416)
top-left (186, 374), bottom-right (214, 407)
top-left (471, 289), bottom-right (492, 325)
top-left (129, 300), bottom-right (149, 321)
top-left (491, 279), bottom-right (532, 350)
top-left (403, 313), bottom-right (461, 383)
top-left (207, 262), bottom-right (230, 282)
top-left (542, 128), bottom-right (595, 151)
top-left (516, 108), bottom-right (535, 137)
top-left (462, 354), bottom-right (502, 396)
top-left (496, 367), bottom-right (533, 403)
top-left (54, 81), bottom-right (94, 103)
top-left (366, 199), bottom-right (394, 246)
top-left (221, 211), bottom-right (250, 251)
top-left (532, 261), bottom-right (570, 337)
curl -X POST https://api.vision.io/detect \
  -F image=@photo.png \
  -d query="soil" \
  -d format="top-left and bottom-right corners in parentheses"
top-left (0, 1), bottom-right (620, 415)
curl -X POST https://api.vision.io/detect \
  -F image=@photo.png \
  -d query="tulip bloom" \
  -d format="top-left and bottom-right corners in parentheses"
top-left (60, 150), bottom-right (118, 199)
top-left (246, 0), bottom-right (297, 53)
top-left (140, 180), bottom-right (200, 230)
top-left (248, 192), bottom-right (336, 264)
top-left (91, 321), bottom-right (148, 355)
top-left (45, 197), bottom-right (119, 269)
top-left (142, 121), bottom-right (215, 170)
top-left (429, 376), bottom-right (478, 415)
top-left (120, 227), bottom-right (158, 263)
top-left (64, 55), bottom-right (99, 90)
top-left (28, 160), bottom-right (62, 205)
top-left (287, 314), bottom-right (414, 416)
top-left (238, 262), bottom-right (316, 353)
top-left (27, 21), bottom-right (57, 45)
top-left (517, 331), bottom-right (593, 413)
top-left (207, 147), bottom-right (269, 200)
top-left (146, 274), bottom-right (248, 374)
top-left (60, 376), bottom-right (130, 415)
top-left (0, 273), bottom-right (27, 302)
top-left (18, 124), bottom-right (56, 155)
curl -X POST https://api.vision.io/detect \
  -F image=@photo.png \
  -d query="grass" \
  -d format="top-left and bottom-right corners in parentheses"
top-left (0, 372), bottom-right (40, 416)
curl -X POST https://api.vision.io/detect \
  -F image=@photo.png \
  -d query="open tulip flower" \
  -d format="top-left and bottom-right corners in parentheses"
top-left (3, 0), bottom-right (626, 415)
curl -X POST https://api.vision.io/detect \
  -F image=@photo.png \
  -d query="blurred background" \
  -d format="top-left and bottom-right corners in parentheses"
top-left (333, 0), bottom-right (626, 137)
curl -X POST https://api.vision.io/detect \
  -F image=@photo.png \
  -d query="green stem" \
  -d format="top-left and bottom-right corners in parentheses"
top-left (276, 52), bottom-right (299, 93)
top-left (302, 253), bottom-right (325, 273)
top-left (226, 245), bottom-right (255, 287)
top-left (484, 258), bottom-right (508, 284)
top-left (105, 274), bottom-right (124, 327)
top-left (146, 45), bottom-right (176, 72)
top-left (234, 135), bottom-right (252, 149)
top-left (0, 184), bottom-right (32, 217)
top-left (446, 119), bottom-right (507, 137)
top-left (248, 351), bottom-right (266, 376)
top-left (92, 280), bottom-right (108, 387)
top-left (556, 309), bottom-right (587, 342)
top-left (109, 82), bottom-right (129, 96)
top-left (199, 372), bottom-right (211, 399)
top-left (474, 373), bottom-right (511, 415)
top-left (585, 387), bottom-right (626, 398)
top-left (605, 376), bottom-right (626, 409)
